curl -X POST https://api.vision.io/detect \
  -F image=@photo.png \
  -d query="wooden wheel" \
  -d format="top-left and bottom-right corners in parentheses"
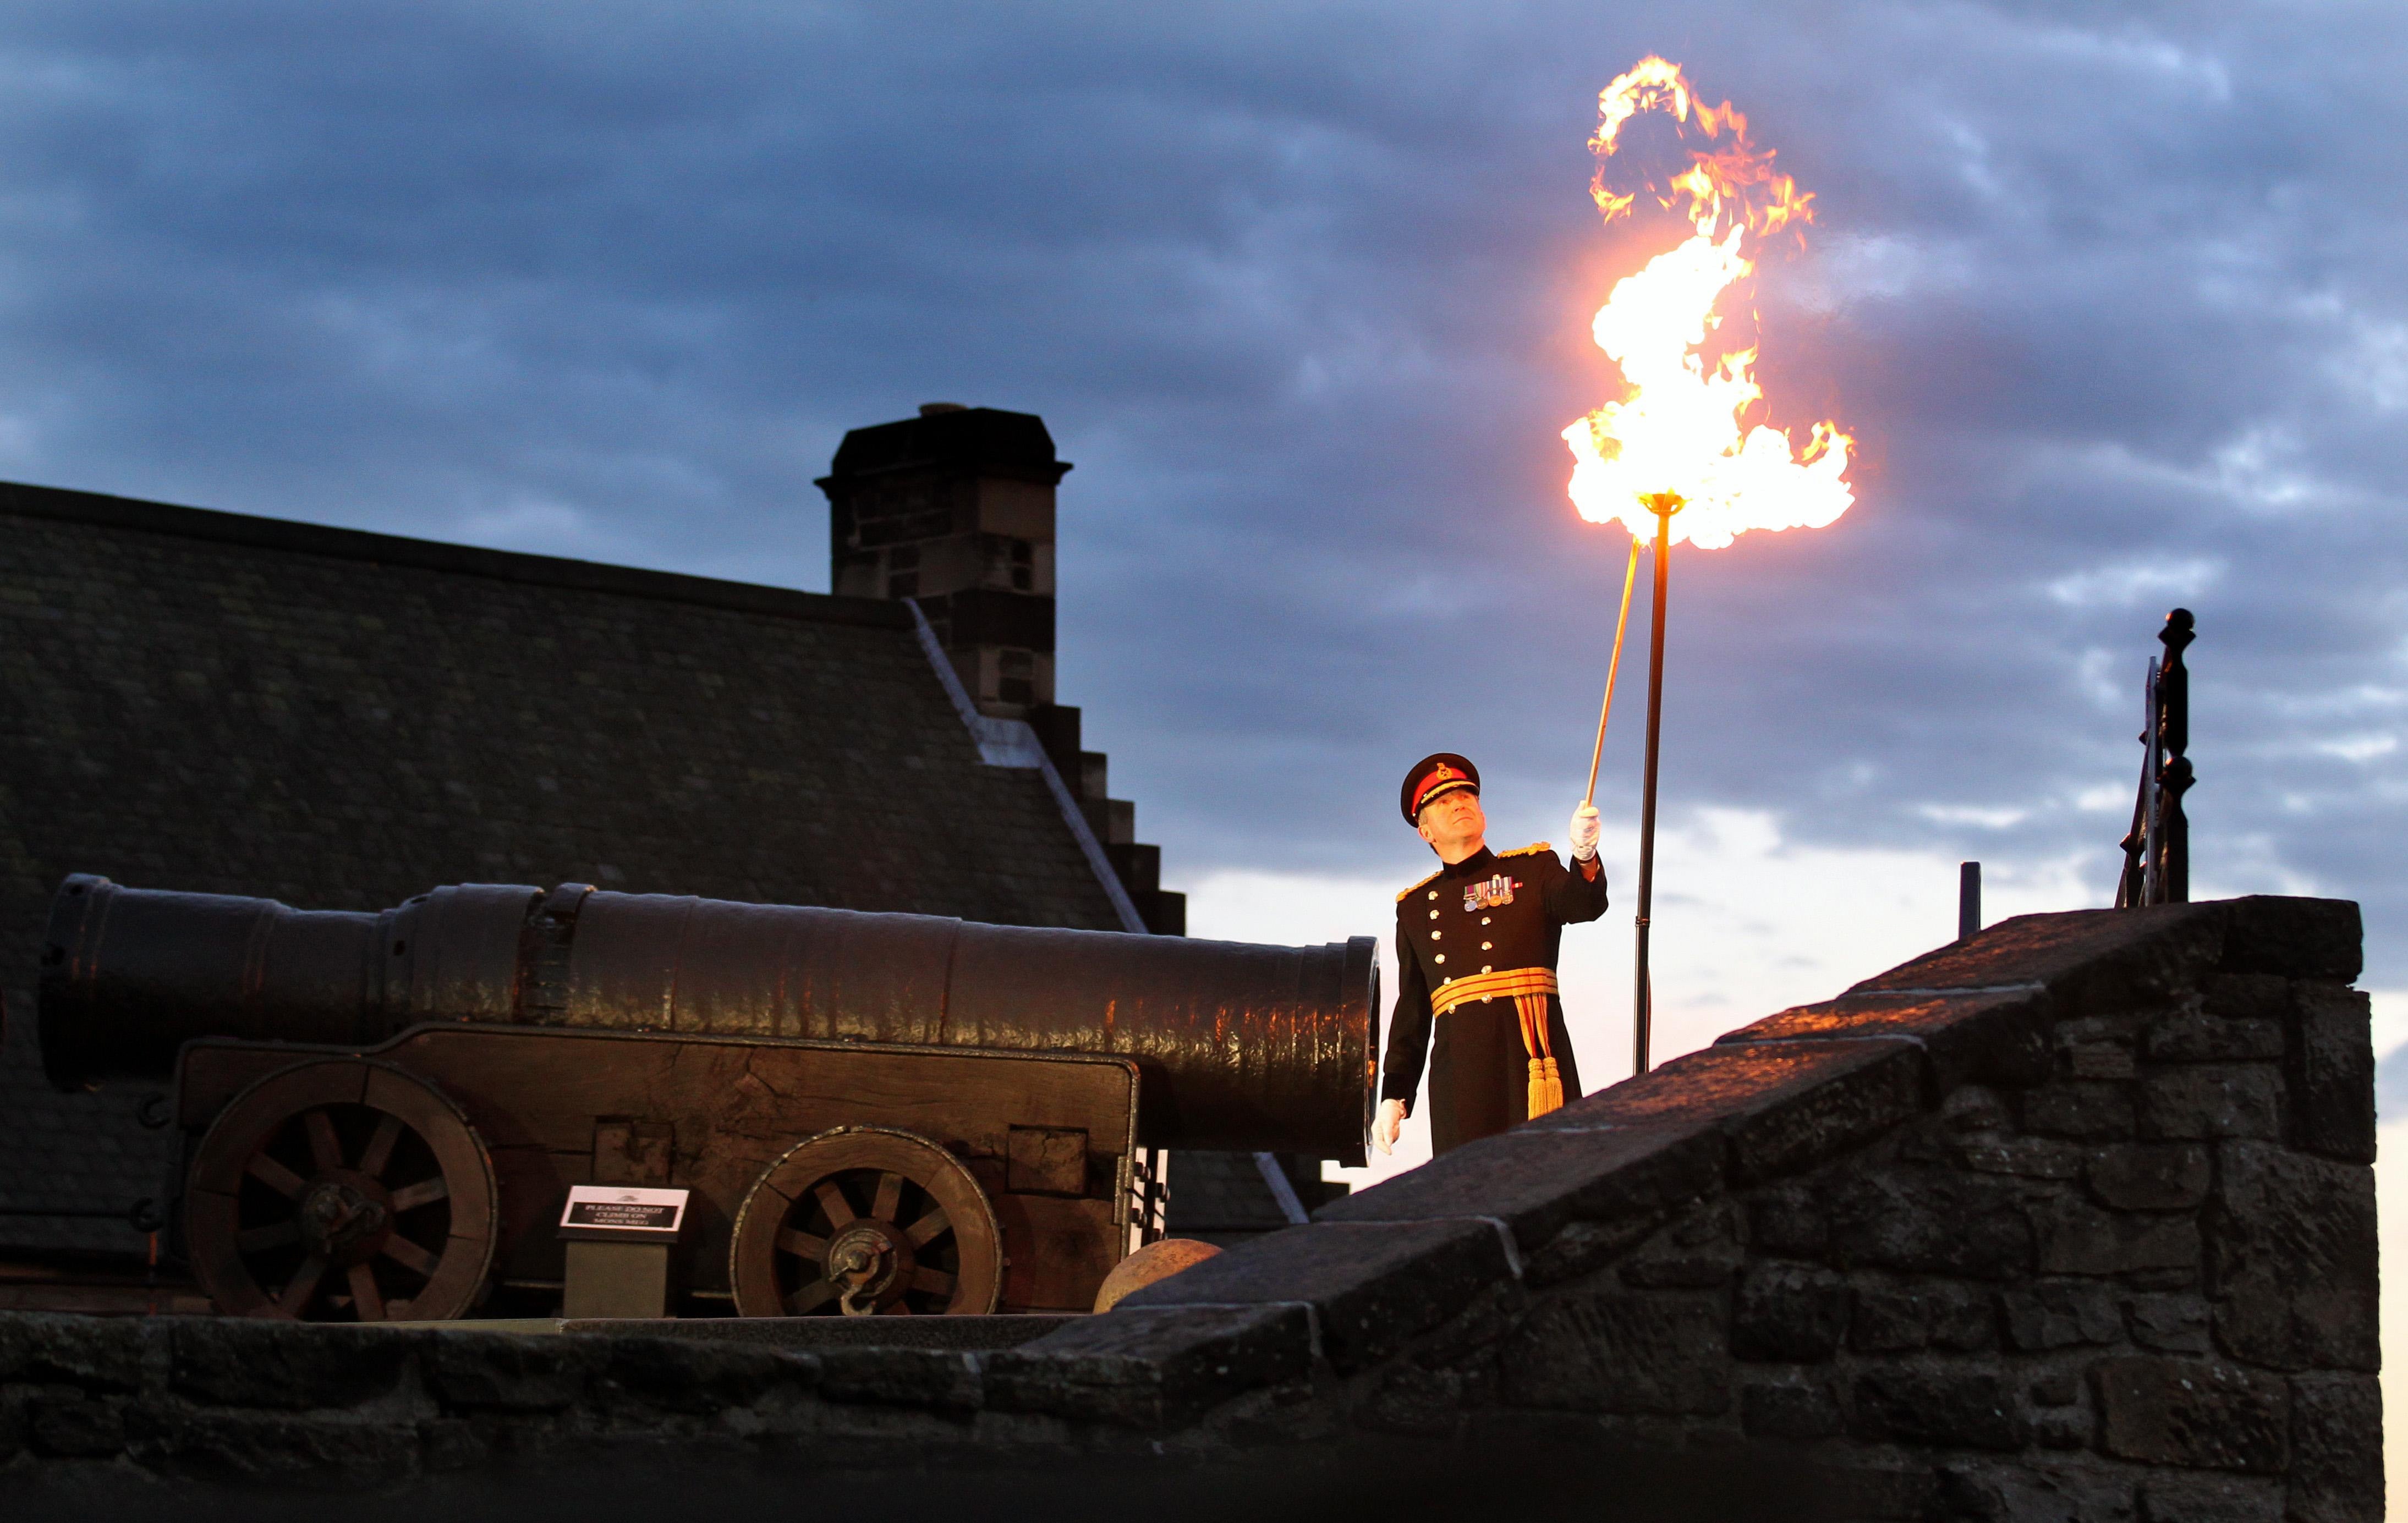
top-left (185, 1059), bottom-right (497, 1322)
top-left (730, 1126), bottom-right (1001, 1317)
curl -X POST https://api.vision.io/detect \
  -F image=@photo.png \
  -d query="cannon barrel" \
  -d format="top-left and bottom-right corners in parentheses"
top-left (40, 875), bottom-right (1379, 1159)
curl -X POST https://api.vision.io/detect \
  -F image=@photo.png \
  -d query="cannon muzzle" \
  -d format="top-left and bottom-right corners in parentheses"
top-left (40, 876), bottom-right (1377, 1159)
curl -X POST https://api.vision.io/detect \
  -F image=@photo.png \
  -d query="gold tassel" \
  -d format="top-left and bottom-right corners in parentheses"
top-left (1527, 1056), bottom-right (1564, 1118)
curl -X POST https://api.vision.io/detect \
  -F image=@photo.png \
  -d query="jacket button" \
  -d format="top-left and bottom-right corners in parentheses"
top-left (1481, 942), bottom-right (1492, 950)
top-left (1435, 954), bottom-right (1446, 964)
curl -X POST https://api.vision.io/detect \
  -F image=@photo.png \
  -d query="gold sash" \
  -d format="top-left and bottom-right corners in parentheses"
top-left (1430, 967), bottom-right (1564, 1117)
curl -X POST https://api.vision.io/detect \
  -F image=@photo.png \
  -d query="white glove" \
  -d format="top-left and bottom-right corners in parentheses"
top-left (1570, 802), bottom-right (1601, 862)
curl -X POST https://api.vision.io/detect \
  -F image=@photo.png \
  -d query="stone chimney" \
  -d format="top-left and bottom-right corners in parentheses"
top-left (819, 404), bottom-right (1184, 934)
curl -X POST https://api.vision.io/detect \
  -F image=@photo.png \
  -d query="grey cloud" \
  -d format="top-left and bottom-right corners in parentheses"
top-left (0, 0), bottom-right (2399, 972)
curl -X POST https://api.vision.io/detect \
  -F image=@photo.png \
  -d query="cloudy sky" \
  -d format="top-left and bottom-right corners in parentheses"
top-left (1, 0), bottom-right (2402, 1375)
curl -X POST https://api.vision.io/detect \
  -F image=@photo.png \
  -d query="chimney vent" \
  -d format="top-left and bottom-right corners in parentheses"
top-left (918, 402), bottom-right (967, 416)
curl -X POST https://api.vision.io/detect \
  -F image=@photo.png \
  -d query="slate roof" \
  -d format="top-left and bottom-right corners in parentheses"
top-left (0, 481), bottom-right (1127, 1257)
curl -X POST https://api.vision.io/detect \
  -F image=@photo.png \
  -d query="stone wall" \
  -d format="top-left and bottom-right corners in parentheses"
top-left (0, 897), bottom-right (2379, 1521)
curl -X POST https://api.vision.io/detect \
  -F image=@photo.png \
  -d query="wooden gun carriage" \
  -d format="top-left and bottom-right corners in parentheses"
top-left (40, 876), bottom-right (1376, 1322)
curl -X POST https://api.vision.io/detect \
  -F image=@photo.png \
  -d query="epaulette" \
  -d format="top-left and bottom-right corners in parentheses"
top-left (1396, 867), bottom-right (1443, 902)
top-left (1499, 842), bottom-right (1554, 858)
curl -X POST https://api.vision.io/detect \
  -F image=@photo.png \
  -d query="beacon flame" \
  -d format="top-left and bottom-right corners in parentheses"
top-left (1562, 57), bottom-right (1853, 550)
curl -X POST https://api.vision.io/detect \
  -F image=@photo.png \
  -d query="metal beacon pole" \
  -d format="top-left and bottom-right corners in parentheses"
top-left (1631, 492), bottom-right (1681, 1075)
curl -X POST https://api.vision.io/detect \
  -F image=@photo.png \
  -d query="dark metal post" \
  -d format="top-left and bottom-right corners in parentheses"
top-left (2155, 608), bottom-right (2194, 903)
top-left (1957, 861), bottom-right (1981, 942)
top-left (1632, 501), bottom-right (1676, 1076)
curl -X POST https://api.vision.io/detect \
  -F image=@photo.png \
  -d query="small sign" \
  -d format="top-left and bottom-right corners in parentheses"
top-left (558, 1185), bottom-right (689, 1243)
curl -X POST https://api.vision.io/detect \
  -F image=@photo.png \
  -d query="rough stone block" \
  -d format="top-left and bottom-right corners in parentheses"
top-left (1718, 987), bottom-right (2052, 1091)
top-left (0, 1313), bottom-right (145, 1391)
top-left (2207, 1142), bottom-right (2378, 1372)
top-left (1314, 1120), bottom-right (1721, 1253)
top-left (1117, 1219), bottom-right (1510, 1373)
top-left (2086, 1143), bottom-right (2210, 1211)
top-left (1852, 902), bottom-right (2225, 1013)
top-left (2032, 1195), bottom-right (2198, 1278)
top-left (424, 1330), bottom-right (606, 1411)
top-left (1825, 1168), bottom-right (2034, 1280)
top-left (1518, 1213), bottom-right (1662, 1289)
top-left (1354, 1363), bottom-right (1466, 1436)
top-left (2204, 972), bottom-right (2292, 1021)
top-left (1499, 1291), bottom-right (1729, 1416)
top-left (2288, 983), bottom-right (2376, 1163)
top-left (2066, 1040), bottom-right (2137, 1079)
top-left (1935, 1464), bottom-right (2134, 1523)
top-left (1960, 1136), bottom-right (2085, 1179)
top-left (1848, 1280), bottom-right (1995, 1353)
top-left (2144, 1011), bottom-right (2284, 1063)
top-left (2022, 1081), bottom-right (2136, 1140)
top-left (1999, 1281), bottom-right (2121, 1350)
top-left (2135, 1475), bottom-right (2284, 1523)
top-left (2138, 1065), bottom-right (2284, 1140)
top-left (2093, 1355), bottom-right (2288, 1472)
top-left (2029, 1408), bottom-right (2090, 1450)
top-left (592, 1335), bottom-right (811, 1415)
top-left (1741, 1376), bottom-right (1843, 1439)
top-left (1941, 1086), bottom-right (2015, 1132)
top-left (988, 1304), bottom-right (1313, 1428)
top-left (2287, 1372), bottom-right (2383, 1523)
top-left (1852, 1366), bottom-right (2025, 1451)
top-left (2028, 1372), bottom-right (2080, 1406)
top-left (120, 1403), bottom-right (422, 1485)
top-left (815, 1347), bottom-right (980, 1410)
top-left (1731, 1261), bottom-right (1849, 1362)
top-left (1530, 1038), bottom-right (1928, 1186)
top-left (1747, 1186), bottom-right (1826, 1259)
top-left (172, 1319), bottom-right (423, 1411)
top-left (1619, 1201), bottom-right (1742, 1288)
top-left (2218, 895), bottom-right (2360, 982)
top-left (2124, 1293), bottom-right (2211, 1354)
top-left (29, 1392), bottom-right (126, 1457)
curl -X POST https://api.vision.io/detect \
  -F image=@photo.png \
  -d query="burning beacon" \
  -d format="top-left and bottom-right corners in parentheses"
top-left (1564, 58), bottom-right (1855, 1074)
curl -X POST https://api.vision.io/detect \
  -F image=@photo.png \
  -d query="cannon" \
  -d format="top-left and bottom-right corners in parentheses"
top-left (41, 875), bottom-right (1376, 1323)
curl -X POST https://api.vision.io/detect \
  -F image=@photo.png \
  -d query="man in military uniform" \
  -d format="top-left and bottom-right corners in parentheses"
top-left (1373, 754), bottom-right (1606, 1156)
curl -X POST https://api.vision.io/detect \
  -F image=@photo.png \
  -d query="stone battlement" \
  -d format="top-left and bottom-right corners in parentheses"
top-left (0, 895), bottom-right (2379, 1522)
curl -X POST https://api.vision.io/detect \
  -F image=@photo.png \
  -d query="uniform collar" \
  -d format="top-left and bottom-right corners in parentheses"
top-left (1437, 845), bottom-right (1498, 879)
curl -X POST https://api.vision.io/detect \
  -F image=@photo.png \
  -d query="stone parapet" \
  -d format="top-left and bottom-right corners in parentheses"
top-left (0, 897), bottom-right (2378, 1521)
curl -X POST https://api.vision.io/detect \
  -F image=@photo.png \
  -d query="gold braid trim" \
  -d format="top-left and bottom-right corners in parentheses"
top-left (1429, 966), bottom-right (1558, 1016)
top-left (1395, 867), bottom-right (1443, 903)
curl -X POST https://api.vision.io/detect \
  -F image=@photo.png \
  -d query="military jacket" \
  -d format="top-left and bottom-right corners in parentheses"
top-left (1380, 842), bottom-right (1609, 1152)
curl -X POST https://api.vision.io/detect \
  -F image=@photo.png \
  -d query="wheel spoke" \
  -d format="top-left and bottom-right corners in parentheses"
top-left (812, 1179), bottom-right (855, 1228)
top-left (903, 1207), bottom-right (950, 1247)
top-left (911, 1266), bottom-right (956, 1297)
top-left (786, 1278), bottom-right (838, 1314)
top-left (347, 1263), bottom-right (386, 1322)
top-left (388, 1177), bottom-right (449, 1212)
top-left (871, 1171), bottom-right (903, 1224)
top-left (246, 1153), bottom-right (308, 1198)
top-left (357, 1114), bottom-right (405, 1179)
top-left (278, 1255), bottom-right (328, 1314)
top-left (304, 1108), bottom-right (344, 1173)
top-left (380, 1234), bottom-right (440, 1278)
top-left (237, 1220), bottom-right (299, 1252)
top-left (776, 1228), bottom-right (829, 1262)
